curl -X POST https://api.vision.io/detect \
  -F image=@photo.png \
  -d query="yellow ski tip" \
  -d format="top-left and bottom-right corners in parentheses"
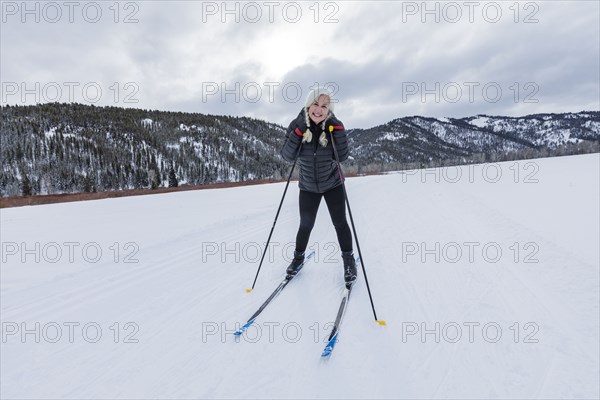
top-left (329, 125), bottom-right (334, 132)
top-left (376, 320), bottom-right (387, 326)
top-left (245, 288), bottom-right (253, 293)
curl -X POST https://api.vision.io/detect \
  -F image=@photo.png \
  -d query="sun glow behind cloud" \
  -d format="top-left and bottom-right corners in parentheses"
top-left (1, 1), bottom-right (598, 128)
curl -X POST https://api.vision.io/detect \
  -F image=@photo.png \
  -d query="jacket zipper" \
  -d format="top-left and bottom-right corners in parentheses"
top-left (313, 132), bottom-right (320, 192)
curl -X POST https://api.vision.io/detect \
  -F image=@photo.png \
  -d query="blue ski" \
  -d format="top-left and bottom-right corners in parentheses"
top-left (321, 256), bottom-right (360, 357)
top-left (234, 251), bottom-right (315, 336)
top-left (321, 332), bottom-right (339, 357)
top-left (233, 319), bottom-right (256, 336)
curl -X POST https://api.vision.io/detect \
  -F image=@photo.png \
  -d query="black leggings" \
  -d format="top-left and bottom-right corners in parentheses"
top-left (295, 184), bottom-right (353, 253)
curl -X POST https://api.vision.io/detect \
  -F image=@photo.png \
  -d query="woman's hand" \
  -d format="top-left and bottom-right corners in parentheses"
top-left (292, 108), bottom-right (312, 143)
top-left (326, 115), bottom-right (349, 161)
top-left (294, 108), bottom-right (309, 133)
top-left (327, 115), bottom-right (345, 134)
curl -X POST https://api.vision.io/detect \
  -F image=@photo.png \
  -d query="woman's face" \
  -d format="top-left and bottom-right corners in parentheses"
top-left (308, 95), bottom-right (330, 124)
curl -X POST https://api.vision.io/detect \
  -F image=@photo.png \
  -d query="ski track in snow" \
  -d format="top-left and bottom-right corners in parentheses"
top-left (1, 154), bottom-right (599, 399)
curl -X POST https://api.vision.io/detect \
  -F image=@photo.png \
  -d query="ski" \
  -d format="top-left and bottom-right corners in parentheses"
top-left (321, 285), bottom-right (352, 356)
top-left (321, 256), bottom-right (360, 357)
top-left (234, 251), bottom-right (315, 336)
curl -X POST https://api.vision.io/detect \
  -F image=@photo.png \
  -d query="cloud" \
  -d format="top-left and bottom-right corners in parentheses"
top-left (1, 1), bottom-right (598, 128)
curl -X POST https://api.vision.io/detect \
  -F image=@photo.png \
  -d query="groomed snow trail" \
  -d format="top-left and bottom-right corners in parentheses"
top-left (1, 154), bottom-right (598, 399)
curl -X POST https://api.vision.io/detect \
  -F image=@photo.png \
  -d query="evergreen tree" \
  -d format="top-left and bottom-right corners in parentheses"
top-left (21, 174), bottom-right (32, 196)
top-left (168, 167), bottom-right (178, 188)
top-left (83, 171), bottom-right (96, 193)
top-left (149, 169), bottom-right (160, 189)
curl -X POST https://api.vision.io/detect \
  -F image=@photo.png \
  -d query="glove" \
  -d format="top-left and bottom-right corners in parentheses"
top-left (295, 108), bottom-right (309, 132)
top-left (326, 115), bottom-right (345, 134)
top-left (293, 109), bottom-right (312, 143)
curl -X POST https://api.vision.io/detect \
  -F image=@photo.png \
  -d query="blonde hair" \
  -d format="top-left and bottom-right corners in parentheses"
top-left (303, 87), bottom-right (334, 146)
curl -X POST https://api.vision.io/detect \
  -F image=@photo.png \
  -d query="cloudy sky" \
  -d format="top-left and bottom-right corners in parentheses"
top-left (1, 0), bottom-right (598, 128)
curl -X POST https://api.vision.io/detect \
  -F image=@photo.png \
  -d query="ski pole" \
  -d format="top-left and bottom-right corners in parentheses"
top-left (328, 126), bottom-right (386, 326)
top-left (247, 141), bottom-right (303, 292)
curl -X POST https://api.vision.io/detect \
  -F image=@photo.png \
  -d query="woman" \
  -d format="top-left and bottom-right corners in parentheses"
top-left (280, 87), bottom-right (357, 285)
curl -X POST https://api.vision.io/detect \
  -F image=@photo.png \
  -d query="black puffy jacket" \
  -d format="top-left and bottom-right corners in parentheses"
top-left (280, 109), bottom-right (349, 194)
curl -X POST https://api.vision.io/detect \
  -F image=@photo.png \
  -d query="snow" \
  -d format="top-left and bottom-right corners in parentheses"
top-left (44, 128), bottom-right (76, 139)
top-left (141, 118), bottom-right (153, 127)
top-left (469, 116), bottom-right (490, 128)
top-left (381, 131), bottom-right (407, 141)
top-left (178, 124), bottom-right (205, 133)
top-left (44, 127), bottom-right (58, 138)
top-left (1, 154), bottom-right (599, 399)
top-left (584, 120), bottom-right (600, 133)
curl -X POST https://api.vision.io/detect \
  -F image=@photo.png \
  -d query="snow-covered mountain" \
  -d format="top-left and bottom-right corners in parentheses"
top-left (1, 103), bottom-right (598, 197)
top-left (1, 103), bottom-right (289, 197)
top-left (347, 112), bottom-right (599, 168)
top-left (1, 154), bottom-right (598, 398)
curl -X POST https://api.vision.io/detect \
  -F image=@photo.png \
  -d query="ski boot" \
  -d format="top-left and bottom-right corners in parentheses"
top-left (286, 250), bottom-right (305, 277)
top-left (342, 250), bottom-right (357, 287)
